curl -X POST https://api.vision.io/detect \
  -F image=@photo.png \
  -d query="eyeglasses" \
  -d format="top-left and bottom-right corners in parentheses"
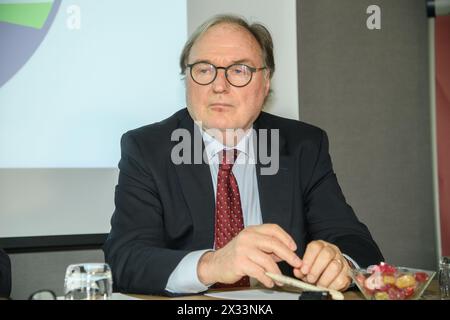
top-left (186, 62), bottom-right (267, 87)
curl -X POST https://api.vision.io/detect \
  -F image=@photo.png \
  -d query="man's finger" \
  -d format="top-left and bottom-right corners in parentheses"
top-left (255, 234), bottom-right (302, 268)
top-left (253, 224), bottom-right (297, 251)
top-left (247, 252), bottom-right (284, 286)
top-left (316, 258), bottom-right (343, 288)
top-left (270, 254), bottom-right (283, 263)
top-left (300, 241), bottom-right (324, 275)
top-left (248, 251), bottom-right (283, 275)
top-left (328, 265), bottom-right (351, 291)
top-left (306, 245), bottom-right (337, 284)
top-left (293, 267), bottom-right (306, 279)
top-left (242, 262), bottom-right (276, 288)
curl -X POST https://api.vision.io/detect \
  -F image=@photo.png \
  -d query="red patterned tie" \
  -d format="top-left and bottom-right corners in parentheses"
top-left (213, 149), bottom-right (250, 288)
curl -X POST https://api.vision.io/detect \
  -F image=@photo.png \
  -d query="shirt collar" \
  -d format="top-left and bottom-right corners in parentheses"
top-left (195, 122), bottom-right (255, 162)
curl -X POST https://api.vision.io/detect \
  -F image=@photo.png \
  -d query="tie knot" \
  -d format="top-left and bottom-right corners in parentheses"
top-left (219, 149), bottom-right (237, 171)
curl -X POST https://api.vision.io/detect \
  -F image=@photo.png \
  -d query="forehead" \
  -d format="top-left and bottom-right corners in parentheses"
top-left (189, 23), bottom-right (263, 64)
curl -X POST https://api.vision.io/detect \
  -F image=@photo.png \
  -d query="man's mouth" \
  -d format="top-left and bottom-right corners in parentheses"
top-left (209, 103), bottom-right (233, 109)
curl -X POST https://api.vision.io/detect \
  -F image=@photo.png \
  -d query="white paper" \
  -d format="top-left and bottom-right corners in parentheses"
top-left (56, 293), bottom-right (142, 300)
top-left (205, 289), bottom-right (300, 300)
top-left (110, 293), bottom-right (142, 300)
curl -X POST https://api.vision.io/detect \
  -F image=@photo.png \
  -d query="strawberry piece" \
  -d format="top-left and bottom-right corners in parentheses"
top-left (414, 272), bottom-right (429, 282)
top-left (403, 287), bottom-right (415, 298)
top-left (379, 284), bottom-right (393, 292)
top-left (379, 262), bottom-right (397, 274)
top-left (388, 287), bottom-right (406, 300)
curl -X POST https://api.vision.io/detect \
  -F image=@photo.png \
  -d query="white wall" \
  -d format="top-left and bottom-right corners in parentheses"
top-left (187, 0), bottom-right (299, 120)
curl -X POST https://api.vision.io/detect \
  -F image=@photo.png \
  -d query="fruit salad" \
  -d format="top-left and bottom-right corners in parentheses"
top-left (351, 262), bottom-right (434, 300)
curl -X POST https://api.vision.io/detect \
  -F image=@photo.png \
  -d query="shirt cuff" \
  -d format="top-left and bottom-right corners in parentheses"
top-left (165, 249), bottom-right (213, 294)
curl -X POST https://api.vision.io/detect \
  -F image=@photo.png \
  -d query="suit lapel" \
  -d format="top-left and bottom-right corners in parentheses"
top-left (173, 112), bottom-right (215, 248)
top-left (254, 114), bottom-right (294, 232)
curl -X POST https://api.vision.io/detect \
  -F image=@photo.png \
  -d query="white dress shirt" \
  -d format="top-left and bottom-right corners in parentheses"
top-left (165, 125), bottom-right (358, 293)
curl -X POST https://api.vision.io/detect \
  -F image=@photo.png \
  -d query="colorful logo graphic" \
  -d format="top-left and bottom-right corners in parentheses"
top-left (0, 0), bottom-right (61, 87)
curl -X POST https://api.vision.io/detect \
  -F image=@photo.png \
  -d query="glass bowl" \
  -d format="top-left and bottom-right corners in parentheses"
top-left (349, 263), bottom-right (435, 300)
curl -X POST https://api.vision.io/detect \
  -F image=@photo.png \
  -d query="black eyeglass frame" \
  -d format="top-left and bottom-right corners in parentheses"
top-left (186, 62), bottom-right (267, 88)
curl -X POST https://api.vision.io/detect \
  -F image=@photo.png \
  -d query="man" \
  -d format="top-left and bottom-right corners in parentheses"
top-left (104, 14), bottom-right (383, 295)
top-left (0, 249), bottom-right (11, 298)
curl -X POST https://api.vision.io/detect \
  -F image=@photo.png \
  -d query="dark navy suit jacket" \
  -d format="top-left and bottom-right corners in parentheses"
top-left (103, 108), bottom-right (383, 294)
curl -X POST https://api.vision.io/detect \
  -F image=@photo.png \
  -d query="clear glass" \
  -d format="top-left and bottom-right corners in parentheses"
top-left (438, 256), bottom-right (450, 300)
top-left (64, 263), bottom-right (112, 300)
top-left (350, 265), bottom-right (435, 300)
top-left (29, 290), bottom-right (56, 300)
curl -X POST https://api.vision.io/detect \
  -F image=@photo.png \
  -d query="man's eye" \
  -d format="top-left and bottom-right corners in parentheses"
top-left (230, 66), bottom-right (248, 75)
top-left (198, 68), bottom-right (212, 74)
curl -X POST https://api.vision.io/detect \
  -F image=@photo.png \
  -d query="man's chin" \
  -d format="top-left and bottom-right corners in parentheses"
top-left (201, 120), bottom-right (241, 131)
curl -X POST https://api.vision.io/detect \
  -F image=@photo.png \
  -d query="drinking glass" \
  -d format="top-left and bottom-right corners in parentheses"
top-left (64, 263), bottom-right (112, 300)
top-left (29, 289), bottom-right (57, 300)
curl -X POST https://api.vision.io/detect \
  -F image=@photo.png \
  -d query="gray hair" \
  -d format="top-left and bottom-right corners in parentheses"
top-left (179, 14), bottom-right (275, 78)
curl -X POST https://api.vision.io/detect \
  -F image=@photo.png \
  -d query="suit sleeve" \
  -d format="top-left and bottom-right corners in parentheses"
top-left (0, 249), bottom-right (11, 298)
top-left (301, 130), bottom-right (384, 268)
top-left (103, 132), bottom-right (190, 295)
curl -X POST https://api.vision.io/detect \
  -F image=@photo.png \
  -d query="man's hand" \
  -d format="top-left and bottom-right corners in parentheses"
top-left (197, 224), bottom-right (302, 288)
top-left (293, 240), bottom-right (351, 291)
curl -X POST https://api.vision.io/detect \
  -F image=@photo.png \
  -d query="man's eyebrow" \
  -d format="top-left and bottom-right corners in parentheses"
top-left (188, 59), bottom-right (256, 66)
top-left (189, 59), bottom-right (213, 65)
top-left (232, 59), bottom-right (255, 65)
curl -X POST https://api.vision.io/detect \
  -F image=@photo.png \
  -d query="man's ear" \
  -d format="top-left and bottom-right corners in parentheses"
top-left (264, 73), bottom-right (271, 97)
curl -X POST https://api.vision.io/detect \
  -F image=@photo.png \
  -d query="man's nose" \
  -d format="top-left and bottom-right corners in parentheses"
top-left (211, 69), bottom-right (230, 93)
